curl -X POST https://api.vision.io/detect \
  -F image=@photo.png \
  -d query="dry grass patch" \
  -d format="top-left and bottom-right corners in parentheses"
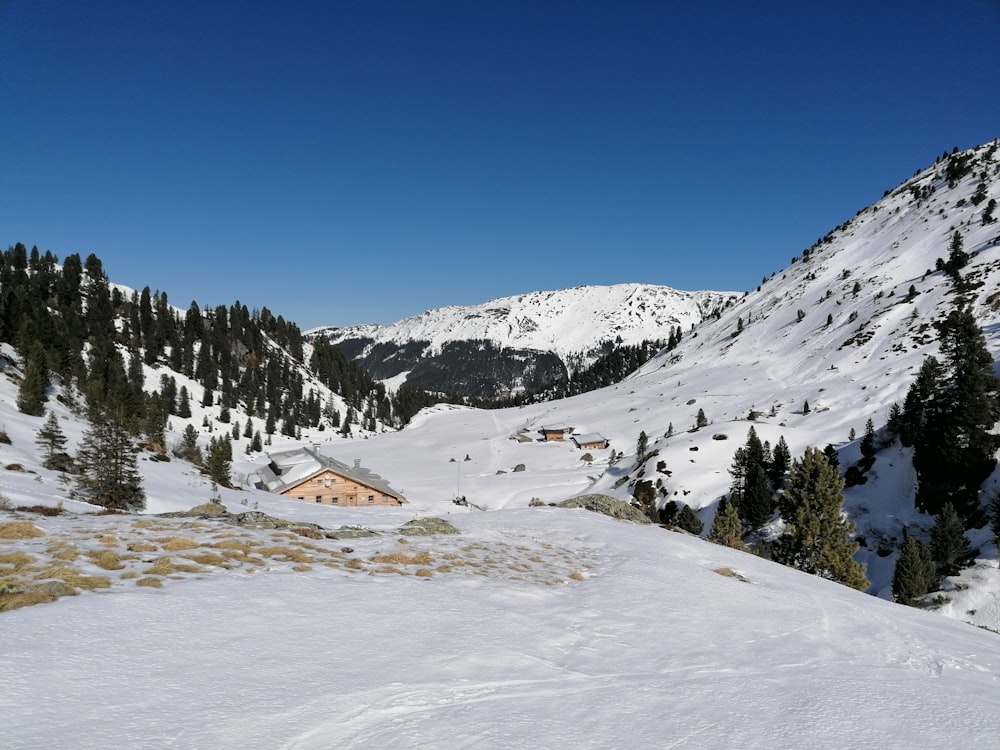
top-left (370, 550), bottom-right (434, 566)
top-left (713, 567), bottom-right (749, 582)
top-left (127, 541), bottom-right (158, 552)
top-left (436, 565), bottom-right (453, 573)
top-left (569, 570), bottom-right (588, 581)
top-left (292, 564), bottom-right (312, 572)
top-left (36, 565), bottom-right (112, 590)
top-left (0, 551), bottom-right (37, 573)
top-left (155, 536), bottom-right (199, 551)
top-left (0, 588), bottom-right (61, 612)
top-left (219, 549), bottom-right (263, 565)
top-left (87, 549), bottom-right (126, 570)
top-left (0, 521), bottom-right (44, 539)
top-left (414, 568), bottom-right (434, 578)
top-left (372, 565), bottom-right (405, 575)
top-left (96, 534), bottom-right (118, 546)
top-left (257, 546), bottom-right (313, 563)
top-left (146, 556), bottom-right (203, 575)
top-left (121, 571), bottom-right (140, 580)
top-left (529, 556), bottom-right (544, 564)
top-left (212, 538), bottom-right (255, 552)
top-left (344, 558), bottom-right (365, 570)
top-left (182, 551), bottom-right (228, 567)
top-left (136, 577), bottom-right (163, 588)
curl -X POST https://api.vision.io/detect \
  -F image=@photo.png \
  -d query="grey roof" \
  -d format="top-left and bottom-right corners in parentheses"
top-left (253, 446), bottom-right (405, 501)
top-left (573, 433), bottom-right (607, 445)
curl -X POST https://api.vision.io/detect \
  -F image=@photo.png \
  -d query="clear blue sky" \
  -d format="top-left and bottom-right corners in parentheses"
top-left (3, 1), bottom-right (999, 328)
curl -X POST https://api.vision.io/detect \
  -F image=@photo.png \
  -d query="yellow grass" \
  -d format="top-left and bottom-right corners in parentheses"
top-left (0, 521), bottom-right (44, 539)
top-left (121, 571), bottom-right (140, 580)
top-left (369, 550), bottom-right (434, 566)
top-left (146, 556), bottom-right (203, 575)
top-left (414, 568), bottom-right (434, 577)
top-left (87, 549), bottom-right (126, 570)
top-left (569, 570), bottom-right (587, 581)
top-left (136, 577), bottom-right (163, 588)
top-left (344, 558), bottom-right (365, 570)
top-left (213, 538), bottom-right (255, 551)
top-left (372, 565), bottom-right (405, 575)
top-left (155, 536), bottom-right (199, 551)
top-left (0, 551), bottom-right (37, 573)
top-left (36, 565), bottom-right (112, 589)
top-left (0, 588), bottom-right (61, 612)
top-left (96, 534), bottom-right (118, 545)
top-left (292, 564), bottom-right (313, 572)
top-left (436, 565), bottom-right (453, 573)
top-left (257, 546), bottom-right (313, 563)
top-left (713, 567), bottom-right (749, 582)
top-left (182, 551), bottom-right (228, 567)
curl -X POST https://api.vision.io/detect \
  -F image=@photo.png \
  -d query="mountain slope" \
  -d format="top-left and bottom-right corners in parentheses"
top-left (310, 283), bottom-right (739, 398)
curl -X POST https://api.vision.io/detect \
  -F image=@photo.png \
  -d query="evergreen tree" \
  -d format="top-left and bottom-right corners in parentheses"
top-left (929, 502), bottom-right (973, 577)
top-left (859, 418), bottom-right (876, 460)
top-left (177, 386), bottom-right (192, 418)
top-left (773, 446), bottom-right (869, 590)
top-left (205, 435), bottom-right (232, 487)
top-left (769, 435), bottom-right (791, 486)
top-left (676, 505), bottom-right (704, 535)
top-left (75, 407), bottom-right (145, 511)
top-left (632, 479), bottom-right (656, 521)
top-left (709, 498), bottom-right (746, 550)
top-left (991, 492), bottom-right (1000, 554)
top-left (904, 303), bottom-right (1000, 519)
top-left (892, 533), bottom-right (936, 606)
top-left (17, 343), bottom-right (49, 416)
top-left (636, 430), bottom-right (648, 463)
top-left (35, 410), bottom-right (68, 464)
top-left (695, 408), bottom-right (708, 429)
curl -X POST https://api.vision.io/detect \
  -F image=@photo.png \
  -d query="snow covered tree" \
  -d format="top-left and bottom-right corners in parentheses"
top-left (892, 533), bottom-right (935, 606)
top-left (773, 446), bottom-right (868, 590)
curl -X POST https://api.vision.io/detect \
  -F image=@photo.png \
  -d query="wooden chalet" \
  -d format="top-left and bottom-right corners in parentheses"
top-left (253, 447), bottom-right (405, 506)
top-left (540, 425), bottom-right (574, 442)
top-left (573, 433), bottom-right (609, 450)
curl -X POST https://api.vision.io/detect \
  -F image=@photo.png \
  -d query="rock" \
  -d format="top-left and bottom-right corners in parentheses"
top-left (555, 494), bottom-right (652, 524)
top-left (37, 580), bottom-right (77, 597)
top-left (185, 501), bottom-right (229, 517)
top-left (513, 463), bottom-right (526, 472)
top-left (324, 526), bottom-right (379, 539)
top-left (399, 517), bottom-right (461, 536)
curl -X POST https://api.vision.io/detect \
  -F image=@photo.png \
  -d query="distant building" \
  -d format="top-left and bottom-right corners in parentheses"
top-left (252, 447), bottom-right (405, 506)
top-left (540, 425), bottom-right (574, 442)
top-left (573, 433), bottom-right (609, 450)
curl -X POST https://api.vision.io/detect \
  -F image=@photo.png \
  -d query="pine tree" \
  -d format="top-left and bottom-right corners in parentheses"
top-left (17, 343), bottom-right (49, 416)
top-left (35, 410), bottom-right (68, 464)
top-left (695, 408), bottom-right (708, 430)
top-left (676, 505), bottom-right (704, 535)
top-left (636, 430), bottom-right (648, 463)
top-left (773, 446), bottom-right (869, 590)
top-left (929, 502), bottom-right (973, 577)
top-left (905, 303), bottom-right (1000, 519)
top-left (769, 435), bottom-right (790, 486)
top-left (709, 499), bottom-right (746, 550)
top-left (75, 407), bottom-right (145, 511)
top-left (892, 533), bottom-right (936, 606)
top-left (859, 418), bottom-right (876, 460)
top-left (205, 436), bottom-right (232, 487)
top-left (991, 492), bottom-right (1000, 554)
top-left (177, 386), bottom-right (192, 419)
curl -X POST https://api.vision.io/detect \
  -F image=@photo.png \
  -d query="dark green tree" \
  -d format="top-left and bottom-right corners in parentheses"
top-left (205, 435), bottom-right (232, 487)
top-left (773, 446), bottom-right (869, 590)
top-left (636, 430), bottom-right (648, 463)
top-left (929, 502), bottom-right (973, 577)
top-left (709, 498), bottom-right (746, 550)
top-left (904, 303), bottom-right (1000, 519)
top-left (75, 407), bottom-right (145, 511)
top-left (676, 504), bottom-right (704, 535)
top-left (695, 408), bottom-right (708, 429)
top-left (17, 343), bottom-right (49, 416)
top-left (632, 479), bottom-right (656, 521)
top-left (892, 533), bottom-right (936, 606)
top-left (35, 410), bottom-right (68, 464)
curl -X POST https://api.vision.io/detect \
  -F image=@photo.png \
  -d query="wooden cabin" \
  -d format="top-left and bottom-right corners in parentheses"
top-left (253, 448), bottom-right (405, 506)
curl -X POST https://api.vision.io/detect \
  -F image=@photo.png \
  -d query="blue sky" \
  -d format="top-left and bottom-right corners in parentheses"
top-left (2, 1), bottom-right (999, 328)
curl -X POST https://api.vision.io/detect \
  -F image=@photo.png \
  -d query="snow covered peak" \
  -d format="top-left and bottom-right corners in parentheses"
top-left (310, 283), bottom-right (740, 362)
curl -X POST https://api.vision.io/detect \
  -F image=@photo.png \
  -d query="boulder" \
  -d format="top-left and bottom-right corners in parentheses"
top-left (399, 517), bottom-right (461, 536)
top-left (556, 494), bottom-right (651, 524)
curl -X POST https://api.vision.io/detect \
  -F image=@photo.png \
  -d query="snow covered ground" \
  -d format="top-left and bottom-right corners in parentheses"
top-left (6, 507), bottom-right (1000, 749)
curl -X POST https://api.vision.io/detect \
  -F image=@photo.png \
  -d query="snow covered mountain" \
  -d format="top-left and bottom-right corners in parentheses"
top-left (309, 283), bottom-right (738, 398)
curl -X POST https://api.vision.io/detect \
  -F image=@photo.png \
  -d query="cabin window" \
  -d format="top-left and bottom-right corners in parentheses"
top-left (367, 495), bottom-right (375, 503)
top-left (331, 497), bottom-right (339, 504)
top-left (315, 495), bottom-right (322, 502)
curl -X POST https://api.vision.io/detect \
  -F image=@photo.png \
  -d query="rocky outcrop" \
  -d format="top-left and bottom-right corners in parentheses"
top-left (555, 494), bottom-right (651, 524)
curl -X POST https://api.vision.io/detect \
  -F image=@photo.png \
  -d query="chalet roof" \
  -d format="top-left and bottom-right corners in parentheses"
top-left (540, 425), bottom-right (573, 432)
top-left (573, 433), bottom-right (607, 445)
top-left (254, 446), bottom-right (405, 501)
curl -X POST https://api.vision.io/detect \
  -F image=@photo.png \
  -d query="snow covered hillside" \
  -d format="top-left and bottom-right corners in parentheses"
top-left (310, 283), bottom-right (739, 397)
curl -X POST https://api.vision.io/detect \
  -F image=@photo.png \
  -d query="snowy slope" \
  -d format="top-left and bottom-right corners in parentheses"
top-left (311, 283), bottom-right (739, 365)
